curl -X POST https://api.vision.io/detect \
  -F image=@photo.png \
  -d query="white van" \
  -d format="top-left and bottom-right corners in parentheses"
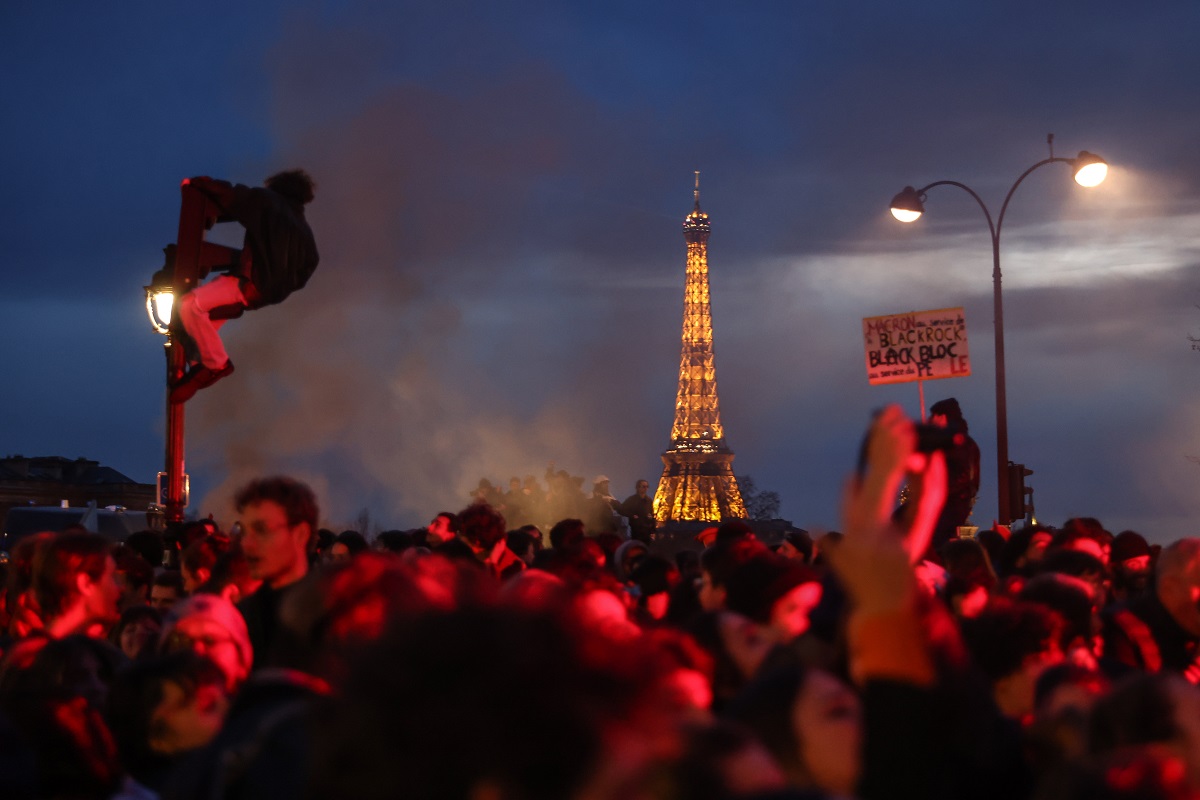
top-left (2, 501), bottom-right (163, 551)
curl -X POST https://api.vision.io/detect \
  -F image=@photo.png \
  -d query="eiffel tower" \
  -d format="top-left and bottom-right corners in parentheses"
top-left (653, 173), bottom-right (748, 523)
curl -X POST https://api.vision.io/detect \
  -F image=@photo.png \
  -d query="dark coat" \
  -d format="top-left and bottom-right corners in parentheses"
top-left (1102, 590), bottom-right (1200, 673)
top-left (163, 670), bottom-right (326, 800)
top-left (620, 494), bottom-right (656, 541)
top-left (224, 184), bottom-right (319, 308)
top-left (237, 574), bottom-right (311, 672)
top-left (192, 177), bottom-right (319, 309)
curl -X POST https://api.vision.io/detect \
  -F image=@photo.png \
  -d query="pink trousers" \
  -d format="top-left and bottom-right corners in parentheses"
top-left (177, 275), bottom-right (245, 369)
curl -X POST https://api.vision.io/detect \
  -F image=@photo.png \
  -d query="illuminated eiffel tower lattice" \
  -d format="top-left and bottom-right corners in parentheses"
top-left (653, 173), bottom-right (748, 523)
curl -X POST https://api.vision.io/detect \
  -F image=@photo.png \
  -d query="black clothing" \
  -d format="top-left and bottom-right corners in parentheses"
top-left (195, 178), bottom-right (319, 309)
top-left (164, 670), bottom-right (325, 800)
top-left (1102, 590), bottom-right (1200, 673)
top-left (237, 575), bottom-right (310, 672)
top-left (859, 681), bottom-right (948, 800)
top-left (932, 424), bottom-right (981, 549)
top-left (620, 493), bottom-right (655, 543)
top-left (944, 428), bottom-right (980, 516)
top-left (435, 538), bottom-right (479, 564)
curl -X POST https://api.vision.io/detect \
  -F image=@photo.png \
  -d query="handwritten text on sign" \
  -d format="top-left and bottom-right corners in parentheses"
top-left (862, 307), bottom-right (971, 385)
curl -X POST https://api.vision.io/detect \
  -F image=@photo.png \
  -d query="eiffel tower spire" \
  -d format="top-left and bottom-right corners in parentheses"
top-left (653, 173), bottom-right (748, 522)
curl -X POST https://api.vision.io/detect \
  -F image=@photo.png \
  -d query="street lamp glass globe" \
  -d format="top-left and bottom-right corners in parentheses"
top-left (889, 187), bottom-right (925, 223)
top-left (890, 207), bottom-right (922, 223)
top-left (146, 288), bottom-right (174, 334)
top-left (1073, 152), bottom-right (1108, 188)
top-left (154, 291), bottom-right (174, 325)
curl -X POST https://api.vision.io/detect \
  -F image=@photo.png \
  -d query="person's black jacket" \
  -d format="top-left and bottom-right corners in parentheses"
top-left (1102, 590), bottom-right (1200, 673)
top-left (237, 574), bottom-right (311, 672)
top-left (163, 670), bottom-right (325, 800)
top-left (619, 494), bottom-right (655, 541)
top-left (226, 184), bottom-right (317, 308)
top-left (193, 177), bottom-right (318, 309)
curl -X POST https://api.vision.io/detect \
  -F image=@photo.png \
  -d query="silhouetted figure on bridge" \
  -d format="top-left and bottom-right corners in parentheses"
top-left (930, 397), bottom-right (981, 549)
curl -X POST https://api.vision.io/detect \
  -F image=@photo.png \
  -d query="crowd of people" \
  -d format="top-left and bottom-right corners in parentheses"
top-left (463, 465), bottom-right (657, 542)
top-left (1, 405), bottom-right (1199, 799)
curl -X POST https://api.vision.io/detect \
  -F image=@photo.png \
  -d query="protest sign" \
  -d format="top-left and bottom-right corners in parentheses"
top-left (863, 307), bottom-right (970, 385)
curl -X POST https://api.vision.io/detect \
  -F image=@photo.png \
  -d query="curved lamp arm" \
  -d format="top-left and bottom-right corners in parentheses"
top-left (994, 157), bottom-right (1074, 240)
top-left (912, 180), bottom-right (999, 244)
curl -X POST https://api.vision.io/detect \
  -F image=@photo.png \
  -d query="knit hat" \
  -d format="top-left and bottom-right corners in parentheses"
top-left (930, 397), bottom-right (964, 421)
top-left (723, 553), bottom-right (819, 624)
top-left (631, 555), bottom-right (678, 597)
top-left (613, 539), bottom-right (650, 582)
top-left (783, 529), bottom-right (814, 561)
top-left (162, 593), bottom-right (252, 672)
top-left (1111, 530), bottom-right (1151, 564)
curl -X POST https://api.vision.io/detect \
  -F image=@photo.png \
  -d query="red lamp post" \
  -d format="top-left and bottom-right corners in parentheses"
top-left (146, 180), bottom-right (242, 524)
top-left (144, 274), bottom-right (187, 524)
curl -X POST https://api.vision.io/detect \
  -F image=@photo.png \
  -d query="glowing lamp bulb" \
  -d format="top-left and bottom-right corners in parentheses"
top-left (154, 291), bottom-right (174, 326)
top-left (890, 207), bottom-right (923, 223)
top-left (145, 286), bottom-right (175, 334)
top-left (1073, 152), bottom-right (1108, 187)
top-left (889, 187), bottom-right (925, 223)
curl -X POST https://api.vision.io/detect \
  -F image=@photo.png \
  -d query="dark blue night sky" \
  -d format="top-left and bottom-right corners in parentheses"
top-left (4, 1), bottom-right (1200, 540)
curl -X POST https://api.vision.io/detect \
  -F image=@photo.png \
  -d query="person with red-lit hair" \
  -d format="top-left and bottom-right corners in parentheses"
top-left (5, 532), bottom-right (55, 640)
top-left (112, 551), bottom-right (154, 611)
top-left (424, 511), bottom-right (459, 547)
top-left (1088, 672), bottom-right (1200, 793)
top-left (33, 532), bottom-right (122, 639)
top-left (449, 502), bottom-right (525, 579)
top-left (1110, 529), bottom-right (1154, 603)
top-left (722, 552), bottom-right (823, 644)
top-left (234, 476), bottom-right (319, 670)
top-left (0, 634), bottom-right (125, 798)
top-left (159, 594), bottom-right (252, 693)
top-left (1104, 538), bottom-right (1200, 675)
top-left (960, 598), bottom-right (1067, 722)
top-left (724, 662), bottom-right (864, 796)
top-left (107, 651), bottom-right (231, 797)
top-left (696, 536), bottom-right (764, 612)
top-left (180, 533), bottom-right (230, 595)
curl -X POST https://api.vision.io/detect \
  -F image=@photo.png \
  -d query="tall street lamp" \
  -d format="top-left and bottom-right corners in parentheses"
top-left (146, 180), bottom-right (242, 525)
top-left (889, 136), bottom-right (1108, 525)
top-left (145, 254), bottom-right (188, 525)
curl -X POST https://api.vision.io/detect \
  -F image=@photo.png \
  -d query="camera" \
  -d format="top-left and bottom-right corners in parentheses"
top-left (855, 412), bottom-right (961, 478)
